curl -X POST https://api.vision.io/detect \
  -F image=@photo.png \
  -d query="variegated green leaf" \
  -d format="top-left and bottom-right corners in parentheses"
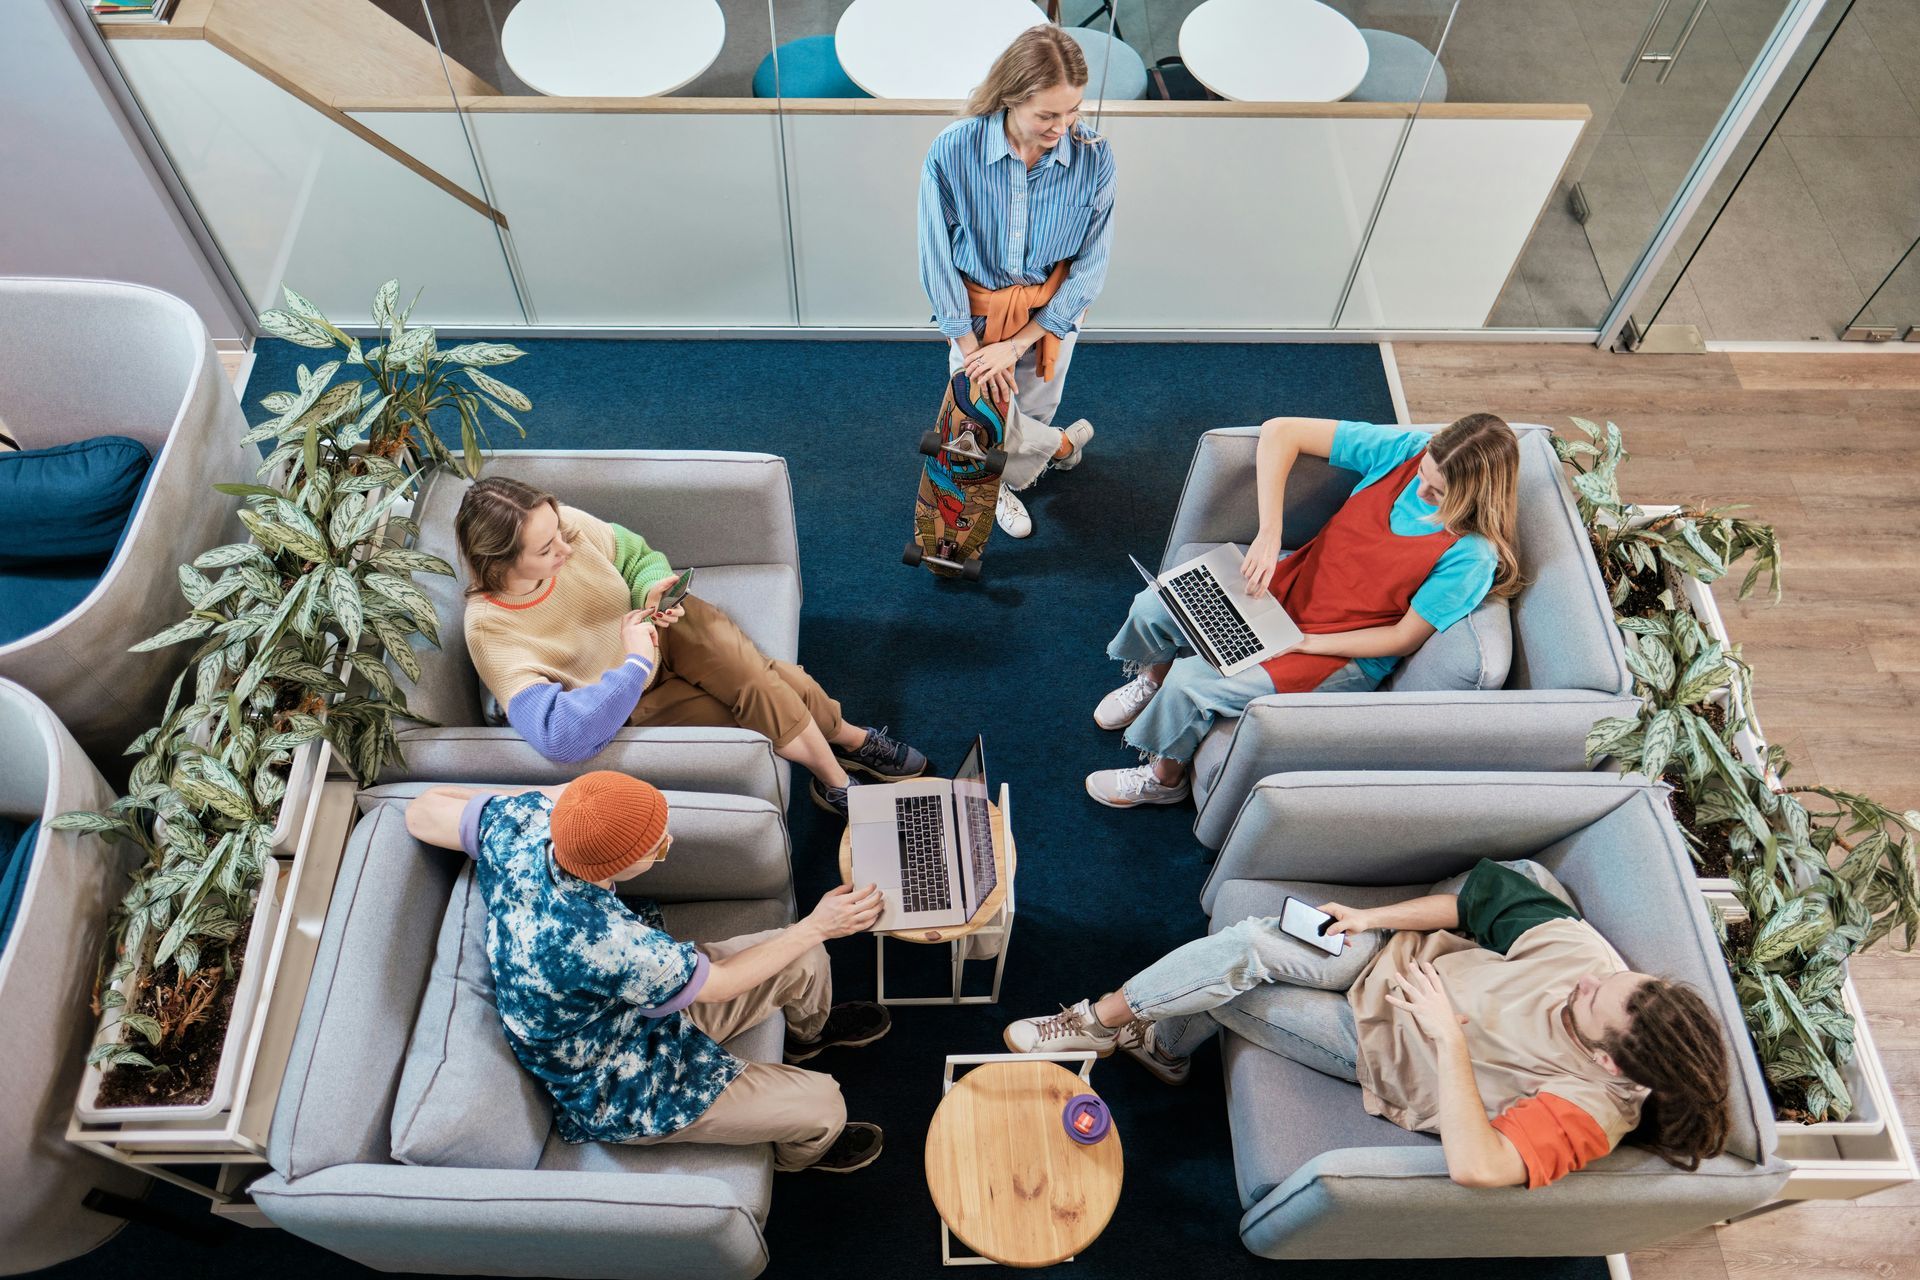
top-left (442, 341), bottom-right (526, 367)
top-left (259, 308), bottom-right (334, 348)
top-left (129, 616), bottom-right (217, 653)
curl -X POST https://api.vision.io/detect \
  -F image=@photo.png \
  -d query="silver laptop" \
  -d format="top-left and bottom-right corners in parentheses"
top-left (1130, 545), bottom-right (1304, 677)
top-left (848, 736), bottom-right (996, 932)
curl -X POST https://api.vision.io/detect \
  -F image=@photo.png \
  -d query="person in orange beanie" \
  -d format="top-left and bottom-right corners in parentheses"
top-left (406, 770), bottom-right (891, 1172)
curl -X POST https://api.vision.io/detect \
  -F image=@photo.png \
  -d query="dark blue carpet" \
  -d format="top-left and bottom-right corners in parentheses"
top-left (39, 339), bottom-right (1602, 1280)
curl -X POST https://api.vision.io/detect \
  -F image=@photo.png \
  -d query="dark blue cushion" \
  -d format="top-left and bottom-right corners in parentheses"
top-left (0, 435), bottom-right (151, 567)
top-left (753, 35), bottom-right (869, 99)
top-left (0, 559), bottom-right (110, 645)
top-left (0, 820), bottom-right (37, 957)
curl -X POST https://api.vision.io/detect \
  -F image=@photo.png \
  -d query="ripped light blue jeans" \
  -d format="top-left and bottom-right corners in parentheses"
top-left (1106, 585), bottom-right (1380, 763)
top-left (1120, 915), bottom-right (1392, 1081)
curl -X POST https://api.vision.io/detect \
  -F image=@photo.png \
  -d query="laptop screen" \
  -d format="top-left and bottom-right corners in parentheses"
top-left (952, 736), bottom-right (996, 912)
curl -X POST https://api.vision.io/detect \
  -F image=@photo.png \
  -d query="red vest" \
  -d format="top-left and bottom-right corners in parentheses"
top-left (1260, 454), bottom-right (1459, 692)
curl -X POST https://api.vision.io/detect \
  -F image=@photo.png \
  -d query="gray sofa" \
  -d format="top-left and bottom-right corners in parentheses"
top-left (250, 780), bottom-right (795, 1280)
top-left (0, 278), bottom-right (256, 769)
top-left (1160, 424), bottom-right (1637, 848)
top-left (0, 678), bottom-right (148, 1274)
top-left (1199, 770), bottom-right (1788, 1259)
top-left (395, 452), bottom-right (803, 808)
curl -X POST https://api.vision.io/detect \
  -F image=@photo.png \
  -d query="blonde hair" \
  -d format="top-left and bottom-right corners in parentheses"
top-left (454, 476), bottom-right (569, 598)
top-left (1427, 413), bottom-right (1524, 598)
top-left (965, 26), bottom-right (1095, 138)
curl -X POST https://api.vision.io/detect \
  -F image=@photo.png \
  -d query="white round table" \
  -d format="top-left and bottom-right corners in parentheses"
top-left (501, 0), bottom-right (727, 98)
top-left (1179, 0), bottom-right (1371, 102)
top-left (836, 0), bottom-right (1051, 100)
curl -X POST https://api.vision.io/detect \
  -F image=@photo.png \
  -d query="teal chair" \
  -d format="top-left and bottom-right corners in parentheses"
top-left (1063, 25), bottom-right (1149, 101)
top-left (1349, 29), bottom-right (1449, 103)
top-left (753, 35), bottom-right (869, 99)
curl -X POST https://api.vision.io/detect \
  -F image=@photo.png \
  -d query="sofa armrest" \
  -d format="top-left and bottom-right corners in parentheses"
top-left (1238, 1145), bottom-right (1787, 1259)
top-left (1200, 771), bottom-right (1658, 915)
top-left (389, 726), bottom-right (787, 810)
top-left (1192, 689), bottom-right (1641, 849)
top-left (251, 1164), bottom-right (768, 1280)
top-left (1159, 427), bottom-right (1360, 571)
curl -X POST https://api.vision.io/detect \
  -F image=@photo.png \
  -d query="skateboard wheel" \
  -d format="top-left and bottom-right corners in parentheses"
top-left (918, 430), bottom-right (943, 458)
top-left (960, 559), bottom-right (983, 582)
top-left (984, 448), bottom-right (1008, 476)
top-left (902, 540), bottom-right (924, 567)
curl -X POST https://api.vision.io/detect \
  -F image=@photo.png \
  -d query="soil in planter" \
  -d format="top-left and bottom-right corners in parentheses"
top-left (1722, 917), bottom-right (1827, 1125)
top-left (1591, 536), bottom-right (1670, 619)
top-left (1664, 769), bottom-right (1741, 880)
top-left (95, 918), bottom-right (252, 1110)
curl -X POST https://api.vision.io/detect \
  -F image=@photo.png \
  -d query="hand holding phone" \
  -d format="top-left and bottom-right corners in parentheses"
top-left (644, 569), bottom-right (695, 619)
top-left (1279, 896), bottom-right (1348, 957)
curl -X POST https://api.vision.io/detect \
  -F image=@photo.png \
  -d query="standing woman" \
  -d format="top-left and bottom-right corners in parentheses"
top-left (918, 25), bottom-right (1116, 540)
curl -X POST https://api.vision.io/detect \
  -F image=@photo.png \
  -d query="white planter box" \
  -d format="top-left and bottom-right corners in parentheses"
top-left (73, 861), bottom-right (286, 1126)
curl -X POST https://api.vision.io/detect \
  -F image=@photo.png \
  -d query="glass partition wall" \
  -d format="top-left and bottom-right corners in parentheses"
top-left (87, 0), bottom-right (1831, 339)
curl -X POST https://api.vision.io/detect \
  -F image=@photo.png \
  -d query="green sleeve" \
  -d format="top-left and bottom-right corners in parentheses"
top-left (1456, 859), bottom-right (1580, 955)
top-left (610, 523), bottom-right (674, 609)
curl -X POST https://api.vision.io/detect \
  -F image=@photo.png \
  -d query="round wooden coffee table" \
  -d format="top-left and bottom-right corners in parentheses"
top-left (925, 1059), bottom-right (1123, 1266)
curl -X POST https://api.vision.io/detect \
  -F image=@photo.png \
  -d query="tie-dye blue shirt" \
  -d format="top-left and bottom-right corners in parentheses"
top-left (462, 791), bottom-right (745, 1142)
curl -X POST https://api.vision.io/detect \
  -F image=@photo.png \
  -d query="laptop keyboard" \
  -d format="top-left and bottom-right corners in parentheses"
top-left (963, 793), bottom-right (996, 905)
top-left (1168, 566), bottom-right (1264, 667)
top-left (895, 795), bottom-right (953, 914)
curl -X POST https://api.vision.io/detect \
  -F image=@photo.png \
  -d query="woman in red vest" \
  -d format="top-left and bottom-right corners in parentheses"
top-left (1087, 413), bottom-right (1523, 808)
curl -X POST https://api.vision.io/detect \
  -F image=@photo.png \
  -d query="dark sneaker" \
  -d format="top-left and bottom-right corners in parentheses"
top-left (787, 1001), bottom-right (892, 1063)
top-left (809, 774), bottom-right (860, 819)
top-left (835, 726), bottom-right (930, 782)
top-left (802, 1122), bottom-right (884, 1174)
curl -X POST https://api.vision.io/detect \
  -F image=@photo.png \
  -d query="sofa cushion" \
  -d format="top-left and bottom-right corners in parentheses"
top-left (1387, 594), bottom-right (1513, 692)
top-left (0, 436), bottom-right (150, 567)
top-left (0, 561), bottom-right (111, 646)
top-left (390, 864), bottom-right (552, 1170)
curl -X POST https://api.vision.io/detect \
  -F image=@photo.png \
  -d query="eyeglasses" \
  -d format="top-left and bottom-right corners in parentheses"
top-left (649, 832), bottom-right (673, 864)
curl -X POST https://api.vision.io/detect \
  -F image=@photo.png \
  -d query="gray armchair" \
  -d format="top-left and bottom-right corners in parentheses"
top-left (1160, 424), bottom-right (1636, 848)
top-left (250, 778), bottom-right (795, 1280)
top-left (0, 278), bottom-right (256, 769)
top-left (0, 678), bottom-right (147, 1274)
top-left (396, 452), bottom-right (803, 808)
top-left (1199, 770), bottom-right (1788, 1259)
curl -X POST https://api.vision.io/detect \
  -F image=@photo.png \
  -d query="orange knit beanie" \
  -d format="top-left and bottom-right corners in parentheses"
top-left (549, 772), bottom-right (669, 881)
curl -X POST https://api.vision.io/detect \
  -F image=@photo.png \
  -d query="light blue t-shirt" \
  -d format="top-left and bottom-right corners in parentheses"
top-left (1327, 420), bottom-right (1497, 683)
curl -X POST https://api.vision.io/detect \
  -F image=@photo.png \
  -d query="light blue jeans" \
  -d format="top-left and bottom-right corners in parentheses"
top-left (1120, 914), bottom-right (1391, 1081)
top-left (1106, 586), bottom-right (1381, 763)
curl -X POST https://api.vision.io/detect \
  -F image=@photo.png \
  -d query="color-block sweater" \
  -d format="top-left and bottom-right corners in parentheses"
top-left (465, 505), bottom-right (678, 762)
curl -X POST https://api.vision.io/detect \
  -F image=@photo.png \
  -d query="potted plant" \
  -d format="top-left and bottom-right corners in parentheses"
top-left (52, 282), bottom-right (512, 1119)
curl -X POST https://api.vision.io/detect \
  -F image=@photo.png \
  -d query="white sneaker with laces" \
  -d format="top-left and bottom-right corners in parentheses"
top-left (1121, 1020), bottom-right (1192, 1086)
top-left (1050, 420), bottom-right (1095, 471)
top-left (1002, 1000), bottom-right (1121, 1057)
top-left (995, 487), bottom-right (1032, 538)
top-left (1094, 674), bottom-right (1160, 730)
top-left (1086, 763), bottom-right (1191, 809)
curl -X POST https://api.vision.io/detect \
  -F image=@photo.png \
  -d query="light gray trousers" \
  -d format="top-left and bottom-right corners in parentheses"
top-left (945, 328), bottom-right (1080, 491)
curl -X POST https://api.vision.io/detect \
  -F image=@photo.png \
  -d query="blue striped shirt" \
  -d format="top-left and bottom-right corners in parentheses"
top-left (918, 111), bottom-right (1117, 341)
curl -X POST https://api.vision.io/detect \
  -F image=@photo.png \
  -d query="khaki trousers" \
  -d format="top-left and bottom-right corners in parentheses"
top-left (625, 929), bottom-right (845, 1171)
top-left (630, 596), bottom-right (845, 750)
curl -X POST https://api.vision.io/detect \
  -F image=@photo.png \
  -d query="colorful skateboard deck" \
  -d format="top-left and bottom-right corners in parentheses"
top-left (904, 371), bottom-right (1009, 580)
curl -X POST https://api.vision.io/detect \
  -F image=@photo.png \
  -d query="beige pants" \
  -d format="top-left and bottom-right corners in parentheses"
top-left (630, 596), bottom-right (845, 750)
top-left (624, 929), bottom-right (845, 1171)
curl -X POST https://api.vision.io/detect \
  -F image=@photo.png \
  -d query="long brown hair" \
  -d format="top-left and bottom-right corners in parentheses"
top-left (454, 476), bottom-right (568, 598)
top-left (965, 26), bottom-right (1097, 144)
top-left (1426, 412), bottom-right (1524, 598)
top-left (1605, 978), bottom-right (1733, 1171)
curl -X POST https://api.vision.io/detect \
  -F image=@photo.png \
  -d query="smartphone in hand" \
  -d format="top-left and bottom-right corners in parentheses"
top-left (648, 568), bottom-right (695, 616)
top-left (1279, 896), bottom-right (1347, 957)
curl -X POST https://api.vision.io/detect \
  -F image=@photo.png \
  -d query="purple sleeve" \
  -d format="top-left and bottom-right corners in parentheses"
top-left (505, 656), bottom-right (654, 763)
top-left (459, 794), bottom-right (492, 858)
top-left (638, 951), bottom-right (710, 1018)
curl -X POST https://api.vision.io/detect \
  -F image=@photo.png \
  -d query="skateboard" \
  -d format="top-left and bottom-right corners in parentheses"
top-left (903, 370), bottom-right (1010, 581)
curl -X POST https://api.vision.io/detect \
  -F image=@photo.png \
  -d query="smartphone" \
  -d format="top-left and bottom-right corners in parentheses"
top-left (653, 568), bottom-right (694, 613)
top-left (1279, 897), bottom-right (1346, 957)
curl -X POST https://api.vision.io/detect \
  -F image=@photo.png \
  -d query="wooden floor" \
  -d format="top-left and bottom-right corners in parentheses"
top-left (1394, 344), bottom-right (1920, 1280)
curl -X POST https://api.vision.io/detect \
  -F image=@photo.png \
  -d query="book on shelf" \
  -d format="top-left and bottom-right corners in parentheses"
top-left (92, 0), bottom-right (175, 23)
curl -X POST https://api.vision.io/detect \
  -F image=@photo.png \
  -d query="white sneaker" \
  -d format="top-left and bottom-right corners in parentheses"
top-left (1094, 674), bottom-right (1160, 730)
top-left (1050, 420), bottom-right (1095, 471)
top-left (1121, 1020), bottom-right (1192, 1086)
top-left (995, 487), bottom-right (1032, 538)
top-left (1086, 763), bottom-right (1191, 809)
top-left (1003, 999), bottom-right (1121, 1057)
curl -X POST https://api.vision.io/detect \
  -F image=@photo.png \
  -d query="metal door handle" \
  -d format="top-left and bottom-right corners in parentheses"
top-left (1622, 0), bottom-right (1709, 83)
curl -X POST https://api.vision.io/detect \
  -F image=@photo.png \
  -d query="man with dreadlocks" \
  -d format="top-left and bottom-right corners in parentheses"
top-left (1004, 859), bottom-right (1733, 1189)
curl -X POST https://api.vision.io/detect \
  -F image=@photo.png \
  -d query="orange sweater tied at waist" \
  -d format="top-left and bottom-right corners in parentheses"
top-left (964, 260), bottom-right (1071, 382)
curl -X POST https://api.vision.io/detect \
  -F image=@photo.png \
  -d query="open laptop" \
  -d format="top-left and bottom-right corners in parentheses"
top-left (1130, 545), bottom-right (1304, 677)
top-left (848, 736), bottom-right (997, 933)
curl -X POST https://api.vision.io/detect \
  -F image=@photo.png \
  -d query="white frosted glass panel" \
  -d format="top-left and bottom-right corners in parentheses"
top-left (465, 113), bottom-right (793, 326)
top-left (110, 41), bottom-right (519, 326)
top-left (1340, 117), bottom-right (1586, 329)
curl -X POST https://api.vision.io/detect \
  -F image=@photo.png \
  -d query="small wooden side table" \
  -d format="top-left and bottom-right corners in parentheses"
top-left (925, 1054), bottom-right (1123, 1267)
top-left (838, 784), bottom-right (1018, 1005)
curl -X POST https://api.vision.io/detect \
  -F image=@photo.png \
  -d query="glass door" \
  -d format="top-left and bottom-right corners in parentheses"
top-left (1844, 233), bottom-right (1920, 342)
